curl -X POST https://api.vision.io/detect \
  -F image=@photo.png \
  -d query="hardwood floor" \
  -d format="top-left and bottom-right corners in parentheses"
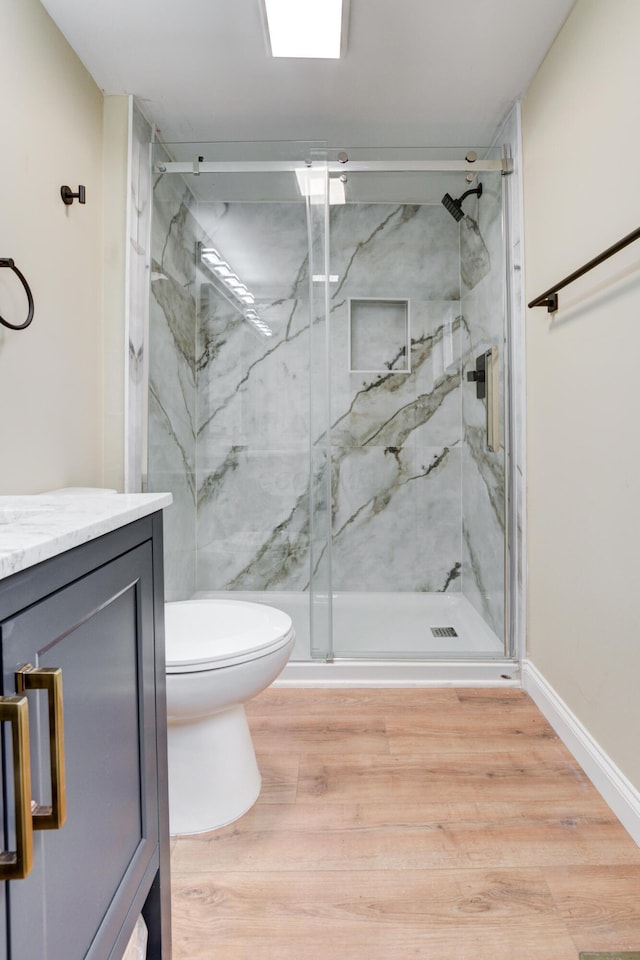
top-left (170, 688), bottom-right (640, 959)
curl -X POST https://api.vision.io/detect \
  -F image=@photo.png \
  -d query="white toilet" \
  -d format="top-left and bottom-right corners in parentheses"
top-left (164, 599), bottom-right (295, 835)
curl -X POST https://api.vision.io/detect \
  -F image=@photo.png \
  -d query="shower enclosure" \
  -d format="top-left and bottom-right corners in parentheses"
top-left (146, 140), bottom-right (515, 664)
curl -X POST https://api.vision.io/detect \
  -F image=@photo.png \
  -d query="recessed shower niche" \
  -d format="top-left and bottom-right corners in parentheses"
top-left (144, 141), bottom-right (516, 667)
top-left (348, 298), bottom-right (410, 373)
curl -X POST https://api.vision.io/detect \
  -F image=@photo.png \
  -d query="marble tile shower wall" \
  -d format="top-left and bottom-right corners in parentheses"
top-left (126, 102), bottom-right (152, 494)
top-left (148, 185), bottom-right (506, 622)
top-left (460, 173), bottom-right (506, 635)
top-left (328, 205), bottom-right (464, 592)
top-left (196, 203), bottom-right (312, 592)
top-left (194, 202), bottom-right (465, 595)
top-left (147, 166), bottom-right (199, 600)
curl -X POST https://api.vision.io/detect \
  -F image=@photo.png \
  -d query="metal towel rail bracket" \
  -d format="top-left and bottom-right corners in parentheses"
top-left (0, 259), bottom-right (35, 330)
top-left (528, 226), bottom-right (640, 313)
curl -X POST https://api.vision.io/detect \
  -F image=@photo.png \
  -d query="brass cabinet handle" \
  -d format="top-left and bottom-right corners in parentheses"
top-left (0, 696), bottom-right (34, 879)
top-left (16, 666), bottom-right (67, 830)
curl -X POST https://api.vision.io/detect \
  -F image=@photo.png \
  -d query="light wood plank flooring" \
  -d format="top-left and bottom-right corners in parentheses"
top-left (171, 688), bottom-right (640, 959)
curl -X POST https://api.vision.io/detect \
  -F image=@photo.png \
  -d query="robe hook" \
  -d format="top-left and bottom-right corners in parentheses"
top-left (60, 185), bottom-right (86, 206)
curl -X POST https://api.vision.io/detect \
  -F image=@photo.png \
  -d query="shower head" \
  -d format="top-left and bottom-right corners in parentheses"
top-left (441, 193), bottom-right (465, 221)
top-left (441, 182), bottom-right (483, 222)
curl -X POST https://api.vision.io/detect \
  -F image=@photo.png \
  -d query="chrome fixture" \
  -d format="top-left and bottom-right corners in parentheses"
top-left (154, 158), bottom-right (510, 175)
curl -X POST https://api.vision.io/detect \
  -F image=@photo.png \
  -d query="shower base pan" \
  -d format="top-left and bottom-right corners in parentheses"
top-left (193, 590), bottom-right (504, 660)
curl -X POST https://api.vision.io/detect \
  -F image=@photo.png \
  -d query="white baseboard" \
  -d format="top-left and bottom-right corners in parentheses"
top-left (522, 659), bottom-right (640, 846)
top-left (277, 659), bottom-right (521, 688)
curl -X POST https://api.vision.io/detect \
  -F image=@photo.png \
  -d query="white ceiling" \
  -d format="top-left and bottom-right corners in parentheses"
top-left (40, 0), bottom-right (575, 147)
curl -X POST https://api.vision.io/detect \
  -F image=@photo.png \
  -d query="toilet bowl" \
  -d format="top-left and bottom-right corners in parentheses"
top-left (164, 599), bottom-right (295, 835)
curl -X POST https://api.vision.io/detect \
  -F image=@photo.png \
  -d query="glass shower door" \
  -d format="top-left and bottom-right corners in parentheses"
top-left (146, 139), bottom-right (512, 663)
top-left (322, 149), bottom-right (510, 660)
top-left (146, 139), bottom-right (334, 660)
top-left (306, 152), bottom-right (333, 659)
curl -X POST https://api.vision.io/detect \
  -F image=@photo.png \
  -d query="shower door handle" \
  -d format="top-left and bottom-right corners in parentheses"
top-left (485, 346), bottom-right (500, 453)
top-left (467, 352), bottom-right (487, 398)
top-left (467, 348), bottom-right (500, 452)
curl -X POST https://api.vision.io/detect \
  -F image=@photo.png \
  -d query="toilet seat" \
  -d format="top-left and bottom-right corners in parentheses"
top-left (165, 600), bottom-right (294, 673)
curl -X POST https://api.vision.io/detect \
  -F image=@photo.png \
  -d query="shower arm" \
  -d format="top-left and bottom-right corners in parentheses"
top-left (456, 184), bottom-right (483, 206)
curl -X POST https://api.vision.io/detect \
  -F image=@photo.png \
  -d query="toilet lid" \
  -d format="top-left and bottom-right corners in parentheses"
top-left (164, 600), bottom-right (294, 671)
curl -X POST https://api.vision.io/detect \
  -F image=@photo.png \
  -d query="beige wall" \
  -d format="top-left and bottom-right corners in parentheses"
top-left (103, 95), bottom-right (131, 492)
top-left (0, 0), bottom-right (105, 493)
top-left (523, 0), bottom-right (640, 787)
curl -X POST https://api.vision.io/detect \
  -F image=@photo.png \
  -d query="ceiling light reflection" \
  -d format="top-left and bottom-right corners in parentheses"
top-left (295, 168), bottom-right (346, 204)
top-left (199, 244), bottom-right (272, 338)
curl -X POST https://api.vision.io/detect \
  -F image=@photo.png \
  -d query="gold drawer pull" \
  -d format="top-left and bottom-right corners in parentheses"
top-left (16, 666), bottom-right (67, 830)
top-left (0, 696), bottom-right (34, 879)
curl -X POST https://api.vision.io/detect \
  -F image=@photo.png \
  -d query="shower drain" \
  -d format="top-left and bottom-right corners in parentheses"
top-left (431, 626), bottom-right (458, 638)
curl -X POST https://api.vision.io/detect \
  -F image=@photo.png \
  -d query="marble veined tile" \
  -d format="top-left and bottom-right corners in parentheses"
top-left (152, 189), bottom-right (201, 291)
top-left (197, 291), bottom-right (310, 445)
top-left (148, 286), bottom-right (195, 461)
top-left (459, 172), bottom-right (506, 639)
top-left (195, 201), bottom-right (309, 302)
top-left (196, 446), bottom-right (311, 591)
top-left (330, 440), bottom-right (462, 592)
top-left (331, 443), bottom-right (412, 538)
top-left (151, 264), bottom-right (197, 370)
top-left (145, 187), bottom-right (509, 634)
top-left (147, 469), bottom-right (195, 601)
top-left (148, 171), bottom-right (200, 595)
top-left (460, 173), bottom-right (503, 295)
top-left (460, 215), bottom-right (491, 291)
top-left (330, 304), bottom-right (463, 450)
top-left (349, 299), bottom-right (409, 373)
top-left (329, 203), bottom-right (461, 301)
top-left (415, 446), bottom-right (463, 593)
top-left (126, 103), bottom-right (152, 493)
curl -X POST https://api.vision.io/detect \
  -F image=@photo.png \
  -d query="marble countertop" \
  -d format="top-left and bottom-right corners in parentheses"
top-left (0, 492), bottom-right (172, 581)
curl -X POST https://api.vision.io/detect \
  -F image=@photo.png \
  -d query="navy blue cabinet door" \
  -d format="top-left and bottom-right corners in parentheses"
top-left (1, 542), bottom-right (159, 960)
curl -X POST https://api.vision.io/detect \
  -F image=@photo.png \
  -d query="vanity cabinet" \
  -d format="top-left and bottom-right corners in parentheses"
top-left (0, 513), bottom-right (171, 960)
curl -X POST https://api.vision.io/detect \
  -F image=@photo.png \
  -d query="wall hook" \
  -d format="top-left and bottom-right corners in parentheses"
top-left (60, 185), bottom-right (86, 206)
